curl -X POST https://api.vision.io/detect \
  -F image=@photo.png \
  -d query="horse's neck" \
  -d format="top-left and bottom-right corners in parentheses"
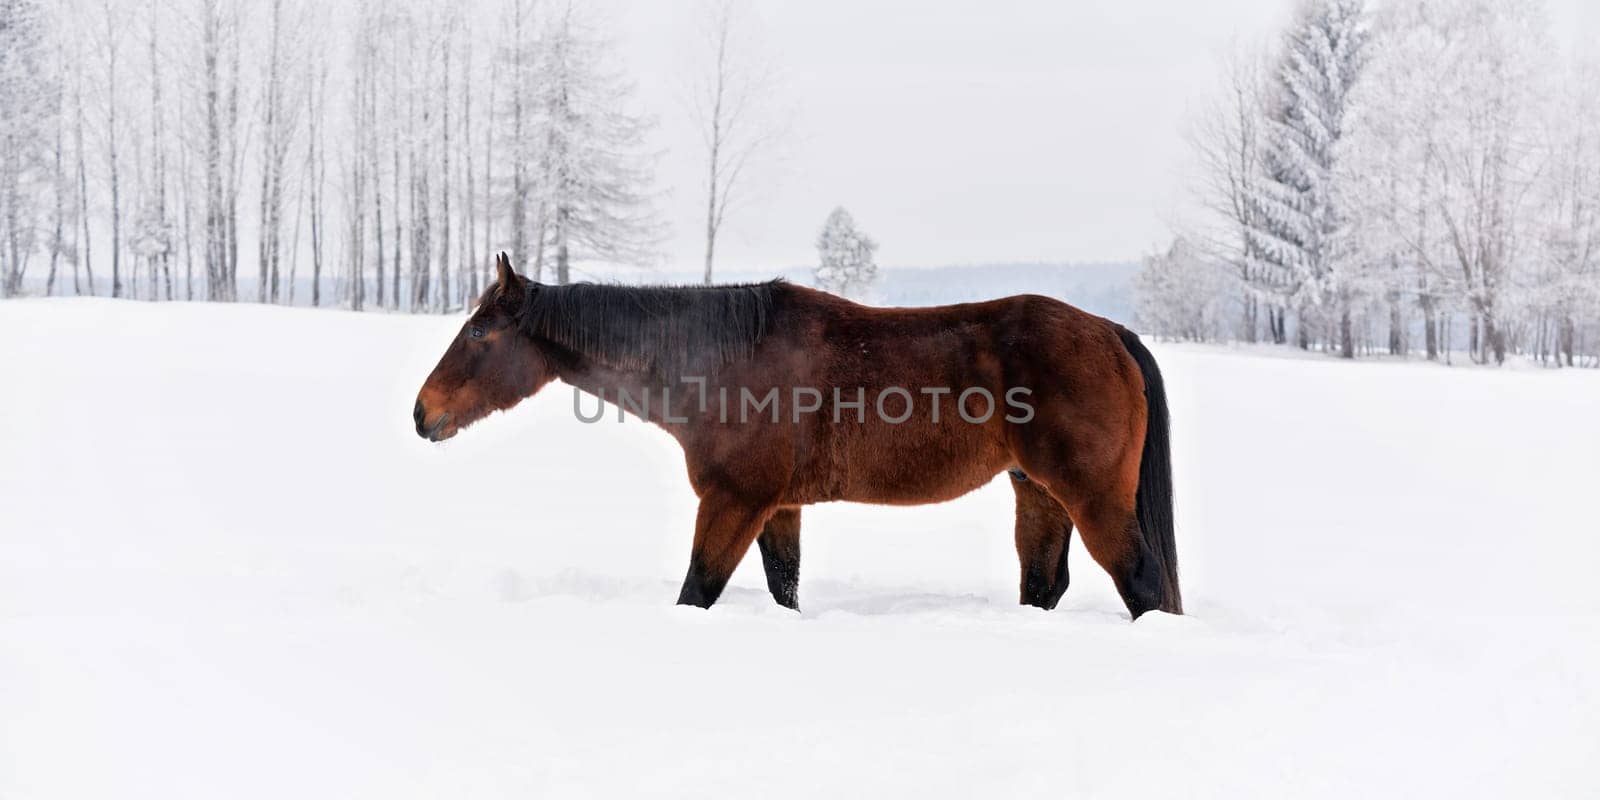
top-left (553, 352), bottom-right (714, 435)
top-left (557, 360), bottom-right (653, 399)
top-left (549, 349), bottom-right (660, 406)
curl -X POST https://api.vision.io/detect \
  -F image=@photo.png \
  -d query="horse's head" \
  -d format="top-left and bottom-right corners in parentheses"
top-left (413, 253), bottom-right (555, 442)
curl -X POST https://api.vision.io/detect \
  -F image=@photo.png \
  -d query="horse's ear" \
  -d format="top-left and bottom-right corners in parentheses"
top-left (495, 252), bottom-right (521, 295)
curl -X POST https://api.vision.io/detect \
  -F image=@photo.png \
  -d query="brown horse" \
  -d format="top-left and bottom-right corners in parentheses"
top-left (414, 254), bottom-right (1181, 619)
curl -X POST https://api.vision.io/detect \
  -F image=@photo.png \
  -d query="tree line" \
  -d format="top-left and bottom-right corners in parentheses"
top-left (1140, 0), bottom-right (1600, 366)
top-left (0, 0), bottom-right (780, 309)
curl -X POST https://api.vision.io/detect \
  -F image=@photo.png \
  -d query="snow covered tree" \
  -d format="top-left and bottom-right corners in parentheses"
top-left (1417, 0), bottom-right (1549, 365)
top-left (814, 206), bottom-right (878, 300)
top-left (0, 0), bottom-right (55, 296)
top-left (1343, 0), bottom-right (1549, 365)
top-left (1337, 2), bottom-right (1423, 357)
top-left (1178, 0), bottom-right (1596, 365)
top-left (1534, 65), bottom-right (1600, 366)
top-left (533, 2), bottom-right (661, 284)
top-left (1245, 0), bottom-right (1368, 357)
top-left (1135, 237), bottom-right (1235, 342)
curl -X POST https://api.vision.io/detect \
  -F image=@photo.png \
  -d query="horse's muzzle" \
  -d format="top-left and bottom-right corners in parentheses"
top-left (413, 400), bottom-right (451, 442)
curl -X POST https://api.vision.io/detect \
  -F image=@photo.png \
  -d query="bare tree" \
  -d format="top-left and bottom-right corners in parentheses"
top-left (479, 48), bottom-right (495, 297)
top-left (1186, 48), bottom-right (1270, 342)
top-left (305, 31), bottom-right (328, 307)
top-left (134, 0), bottom-right (173, 301)
top-left (690, 0), bottom-right (781, 284)
top-left (366, 4), bottom-right (385, 308)
top-left (45, 10), bottom-right (67, 296)
top-left (71, 18), bottom-right (93, 296)
top-left (458, 19), bottom-right (477, 306)
top-left (435, 8), bottom-right (454, 313)
top-left (497, 0), bottom-right (539, 277)
top-left (221, 0), bottom-right (241, 300)
top-left (193, 0), bottom-right (242, 301)
top-left (95, 0), bottom-right (126, 297)
top-left (407, 9), bottom-right (432, 312)
top-left (343, 0), bottom-right (381, 310)
top-left (388, 11), bottom-right (402, 309)
top-left (256, 0), bottom-right (300, 304)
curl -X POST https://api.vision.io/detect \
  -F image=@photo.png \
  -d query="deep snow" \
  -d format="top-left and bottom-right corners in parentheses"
top-left (2, 298), bottom-right (1597, 798)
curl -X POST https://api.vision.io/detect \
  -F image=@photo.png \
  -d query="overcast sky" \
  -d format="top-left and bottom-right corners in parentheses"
top-left (593, 1), bottom-right (1596, 274)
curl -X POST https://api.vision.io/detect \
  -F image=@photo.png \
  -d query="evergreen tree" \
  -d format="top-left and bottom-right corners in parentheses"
top-left (1245, 0), bottom-right (1368, 355)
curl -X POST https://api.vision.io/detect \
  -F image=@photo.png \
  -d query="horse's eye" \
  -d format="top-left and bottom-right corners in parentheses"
top-left (468, 326), bottom-right (486, 340)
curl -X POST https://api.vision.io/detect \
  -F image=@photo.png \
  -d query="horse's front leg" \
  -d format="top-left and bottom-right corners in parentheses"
top-left (756, 507), bottom-right (802, 610)
top-left (676, 489), bottom-right (776, 609)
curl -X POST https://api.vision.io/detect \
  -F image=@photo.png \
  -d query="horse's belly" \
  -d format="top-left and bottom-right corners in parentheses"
top-left (826, 432), bottom-right (1013, 506)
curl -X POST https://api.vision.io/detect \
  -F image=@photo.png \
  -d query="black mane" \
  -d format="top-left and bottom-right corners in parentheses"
top-left (518, 280), bottom-right (783, 375)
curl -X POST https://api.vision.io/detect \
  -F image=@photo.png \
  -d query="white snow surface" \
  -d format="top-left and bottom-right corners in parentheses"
top-left (3, 299), bottom-right (1598, 798)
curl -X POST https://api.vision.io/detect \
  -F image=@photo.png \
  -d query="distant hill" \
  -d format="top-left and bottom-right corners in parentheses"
top-left (9, 260), bottom-right (1141, 324)
top-left (613, 261), bottom-right (1140, 324)
top-left (874, 262), bottom-right (1137, 322)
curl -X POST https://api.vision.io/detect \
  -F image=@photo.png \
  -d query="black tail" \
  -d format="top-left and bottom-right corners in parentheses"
top-left (1115, 327), bottom-right (1182, 614)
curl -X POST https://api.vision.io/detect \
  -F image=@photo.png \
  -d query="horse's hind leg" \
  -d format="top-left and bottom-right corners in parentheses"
top-left (1068, 497), bottom-right (1165, 619)
top-left (1020, 441), bottom-right (1167, 619)
top-left (756, 507), bottom-right (801, 610)
top-left (677, 490), bottom-right (774, 609)
top-left (1011, 470), bottom-right (1074, 609)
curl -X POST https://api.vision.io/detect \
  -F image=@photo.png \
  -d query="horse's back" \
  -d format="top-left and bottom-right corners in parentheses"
top-left (751, 286), bottom-right (1139, 506)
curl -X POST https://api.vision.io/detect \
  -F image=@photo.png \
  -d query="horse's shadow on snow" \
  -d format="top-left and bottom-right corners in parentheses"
top-left (498, 568), bottom-right (1008, 618)
top-left (790, 583), bottom-right (996, 616)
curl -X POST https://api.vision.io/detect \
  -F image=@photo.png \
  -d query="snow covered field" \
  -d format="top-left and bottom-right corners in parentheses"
top-left (3, 298), bottom-right (1598, 798)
